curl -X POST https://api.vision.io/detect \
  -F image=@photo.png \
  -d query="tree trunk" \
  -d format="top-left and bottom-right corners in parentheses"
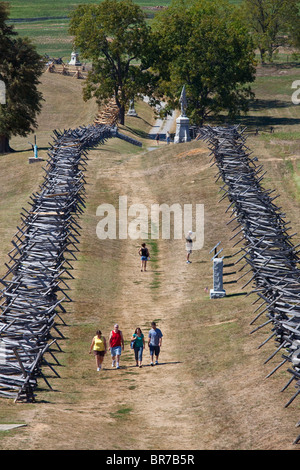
top-left (114, 93), bottom-right (125, 125)
top-left (119, 105), bottom-right (125, 125)
top-left (0, 135), bottom-right (14, 154)
top-left (259, 48), bottom-right (266, 65)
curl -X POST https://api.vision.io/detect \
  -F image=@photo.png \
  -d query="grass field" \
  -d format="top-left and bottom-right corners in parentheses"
top-left (7, 0), bottom-right (243, 58)
top-left (8, 0), bottom-right (242, 18)
top-left (4, 0), bottom-right (294, 64)
top-left (8, 0), bottom-right (172, 17)
top-left (0, 55), bottom-right (300, 449)
top-left (6, 0), bottom-right (173, 58)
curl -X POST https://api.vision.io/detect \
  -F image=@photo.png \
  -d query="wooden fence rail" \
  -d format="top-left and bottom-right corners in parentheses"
top-left (0, 123), bottom-right (141, 402)
top-left (198, 125), bottom-right (300, 444)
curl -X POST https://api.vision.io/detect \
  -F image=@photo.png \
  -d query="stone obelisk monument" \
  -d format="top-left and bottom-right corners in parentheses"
top-left (174, 86), bottom-right (191, 144)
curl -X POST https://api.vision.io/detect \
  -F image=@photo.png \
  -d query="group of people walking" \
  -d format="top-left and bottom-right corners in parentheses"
top-left (89, 232), bottom-right (193, 372)
top-left (89, 322), bottom-right (163, 371)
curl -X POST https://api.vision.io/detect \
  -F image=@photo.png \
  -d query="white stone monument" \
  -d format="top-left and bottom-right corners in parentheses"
top-left (174, 86), bottom-right (191, 144)
top-left (210, 258), bottom-right (226, 299)
top-left (127, 98), bottom-right (138, 116)
top-left (69, 52), bottom-right (81, 66)
top-left (209, 242), bottom-right (226, 299)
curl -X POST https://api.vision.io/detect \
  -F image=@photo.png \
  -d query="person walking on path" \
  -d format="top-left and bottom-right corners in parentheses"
top-left (148, 322), bottom-right (163, 366)
top-left (166, 131), bottom-right (170, 144)
top-left (155, 132), bottom-right (160, 145)
top-left (109, 324), bottom-right (124, 369)
top-left (138, 242), bottom-right (150, 272)
top-left (89, 330), bottom-right (107, 371)
top-left (131, 327), bottom-right (145, 368)
top-left (186, 230), bottom-right (193, 264)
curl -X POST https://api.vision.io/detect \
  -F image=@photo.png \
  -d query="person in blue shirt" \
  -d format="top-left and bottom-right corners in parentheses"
top-left (148, 321), bottom-right (163, 366)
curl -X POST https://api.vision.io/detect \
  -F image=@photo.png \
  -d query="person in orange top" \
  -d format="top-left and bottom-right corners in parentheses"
top-left (109, 324), bottom-right (124, 369)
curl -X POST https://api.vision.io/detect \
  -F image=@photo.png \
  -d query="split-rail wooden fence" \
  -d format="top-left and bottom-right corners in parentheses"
top-left (199, 125), bottom-right (300, 444)
top-left (0, 123), bottom-right (141, 403)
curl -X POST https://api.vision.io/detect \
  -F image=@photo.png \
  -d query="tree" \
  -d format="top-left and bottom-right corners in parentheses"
top-left (69, 0), bottom-right (156, 125)
top-left (0, 2), bottom-right (44, 154)
top-left (242, 0), bottom-right (300, 64)
top-left (152, 0), bottom-right (256, 126)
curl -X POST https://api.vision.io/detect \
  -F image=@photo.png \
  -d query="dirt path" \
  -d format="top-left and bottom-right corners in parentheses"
top-left (97, 150), bottom-right (201, 449)
top-left (0, 143), bottom-right (202, 450)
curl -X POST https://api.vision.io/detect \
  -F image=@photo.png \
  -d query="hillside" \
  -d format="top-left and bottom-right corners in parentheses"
top-left (0, 68), bottom-right (300, 450)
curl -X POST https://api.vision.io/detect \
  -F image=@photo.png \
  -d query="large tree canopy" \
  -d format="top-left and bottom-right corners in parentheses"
top-left (0, 2), bottom-right (44, 153)
top-left (242, 0), bottom-right (300, 64)
top-left (69, 0), bottom-right (156, 125)
top-left (152, 0), bottom-right (256, 126)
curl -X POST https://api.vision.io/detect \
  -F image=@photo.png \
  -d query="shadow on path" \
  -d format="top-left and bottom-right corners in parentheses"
top-left (101, 361), bottom-right (182, 372)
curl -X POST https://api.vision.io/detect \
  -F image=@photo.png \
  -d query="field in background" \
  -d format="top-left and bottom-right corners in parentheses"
top-left (6, 0), bottom-right (294, 66)
top-left (7, 0), bottom-right (172, 59)
top-left (7, 0), bottom-right (244, 58)
top-left (4, 0), bottom-right (296, 72)
top-left (8, 0), bottom-right (171, 17)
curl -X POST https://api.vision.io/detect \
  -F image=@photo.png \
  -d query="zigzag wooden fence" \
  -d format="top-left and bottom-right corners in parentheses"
top-left (0, 123), bottom-right (141, 403)
top-left (199, 125), bottom-right (300, 444)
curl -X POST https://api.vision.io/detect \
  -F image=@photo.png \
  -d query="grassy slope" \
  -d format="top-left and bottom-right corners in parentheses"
top-left (0, 73), bottom-right (97, 274)
top-left (238, 64), bottom-right (300, 201)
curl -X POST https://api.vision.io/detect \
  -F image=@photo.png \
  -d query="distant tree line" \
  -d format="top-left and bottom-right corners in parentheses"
top-left (1, 0), bottom-right (300, 153)
top-left (69, 0), bottom-right (257, 127)
top-left (69, 0), bottom-right (300, 127)
top-left (243, 0), bottom-right (300, 64)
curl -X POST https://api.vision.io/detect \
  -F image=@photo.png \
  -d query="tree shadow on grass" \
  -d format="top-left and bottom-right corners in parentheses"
top-left (123, 125), bottom-right (150, 139)
top-left (7, 146), bottom-right (49, 154)
top-left (212, 97), bottom-right (300, 131)
top-left (103, 361), bottom-right (182, 371)
top-left (228, 115), bottom-right (300, 131)
top-left (250, 99), bottom-right (292, 111)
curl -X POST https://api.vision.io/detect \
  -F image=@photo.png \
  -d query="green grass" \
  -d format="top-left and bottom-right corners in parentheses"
top-left (7, 0), bottom-right (242, 18)
top-left (6, 0), bottom-right (173, 57)
top-left (6, 0), bottom-right (244, 57)
top-left (8, 0), bottom-right (172, 18)
top-left (220, 66), bottom-right (300, 135)
top-left (13, 19), bottom-right (72, 58)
